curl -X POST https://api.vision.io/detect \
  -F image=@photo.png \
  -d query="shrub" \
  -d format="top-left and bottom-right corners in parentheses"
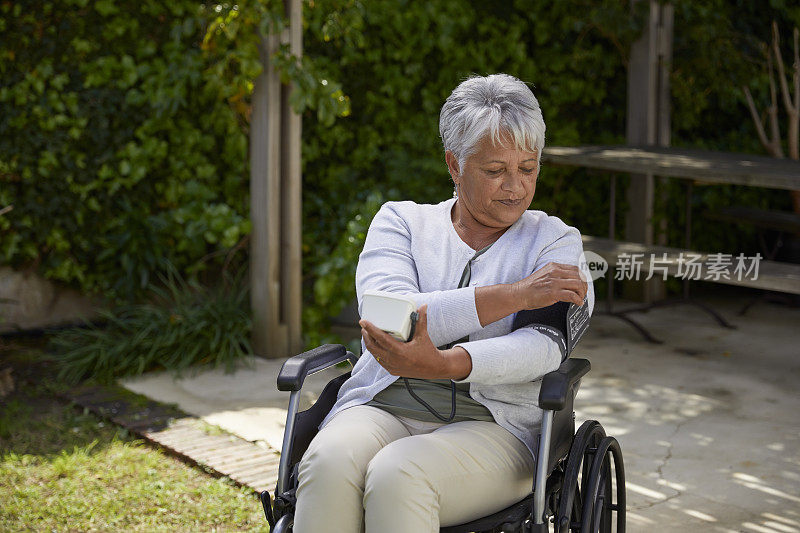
top-left (51, 269), bottom-right (252, 383)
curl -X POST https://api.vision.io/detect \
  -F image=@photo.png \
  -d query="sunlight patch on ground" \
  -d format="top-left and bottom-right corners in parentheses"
top-left (625, 481), bottom-right (668, 500)
top-left (682, 508), bottom-right (717, 522)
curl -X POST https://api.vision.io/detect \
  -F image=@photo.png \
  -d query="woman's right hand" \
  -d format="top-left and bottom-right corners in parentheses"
top-left (512, 262), bottom-right (587, 309)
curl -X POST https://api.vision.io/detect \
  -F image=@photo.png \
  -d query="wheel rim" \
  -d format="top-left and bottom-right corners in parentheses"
top-left (556, 420), bottom-right (606, 532)
top-left (579, 436), bottom-right (625, 533)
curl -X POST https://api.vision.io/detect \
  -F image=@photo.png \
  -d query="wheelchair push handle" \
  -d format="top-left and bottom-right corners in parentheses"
top-left (277, 344), bottom-right (358, 391)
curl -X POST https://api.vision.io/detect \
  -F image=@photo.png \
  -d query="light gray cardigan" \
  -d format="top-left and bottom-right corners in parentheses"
top-left (320, 197), bottom-right (595, 459)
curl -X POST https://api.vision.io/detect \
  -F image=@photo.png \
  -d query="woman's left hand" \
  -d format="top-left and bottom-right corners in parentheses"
top-left (360, 305), bottom-right (470, 380)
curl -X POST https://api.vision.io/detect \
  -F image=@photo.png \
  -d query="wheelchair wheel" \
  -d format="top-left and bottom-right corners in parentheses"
top-left (273, 514), bottom-right (293, 532)
top-left (580, 436), bottom-right (625, 533)
top-left (554, 420), bottom-right (606, 532)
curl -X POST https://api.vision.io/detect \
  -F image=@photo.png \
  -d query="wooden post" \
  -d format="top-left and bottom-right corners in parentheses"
top-left (281, 0), bottom-right (304, 356)
top-left (250, 0), bottom-right (303, 358)
top-left (624, 0), bottom-right (672, 302)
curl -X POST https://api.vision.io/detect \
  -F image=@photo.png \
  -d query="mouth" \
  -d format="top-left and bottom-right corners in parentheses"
top-left (498, 199), bottom-right (522, 207)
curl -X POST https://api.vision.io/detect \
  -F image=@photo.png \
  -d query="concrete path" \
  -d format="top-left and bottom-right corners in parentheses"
top-left (122, 295), bottom-right (800, 532)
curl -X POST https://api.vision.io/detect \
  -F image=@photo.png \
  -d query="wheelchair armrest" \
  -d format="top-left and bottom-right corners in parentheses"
top-left (277, 344), bottom-right (357, 392)
top-left (538, 357), bottom-right (590, 411)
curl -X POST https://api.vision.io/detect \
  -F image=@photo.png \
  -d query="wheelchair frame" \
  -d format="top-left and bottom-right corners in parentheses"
top-left (261, 344), bottom-right (626, 533)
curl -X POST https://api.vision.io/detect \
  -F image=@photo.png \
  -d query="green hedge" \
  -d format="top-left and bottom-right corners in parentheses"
top-left (0, 0), bottom-right (347, 303)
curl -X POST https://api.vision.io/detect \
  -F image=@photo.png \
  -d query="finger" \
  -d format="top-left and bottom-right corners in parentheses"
top-left (361, 327), bottom-right (375, 350)
top-left (359, 321), bottom-right (380, 348)
top-left (547, 276), bottom-right (585, 295)
top-left (560, 277), bottom-right (588, 300)
top-left (532, 263), bottom-right (579, 282)
top-left (549, 266), bottom-right (583, 279)
top-left (415, 304), bottom-right (428, 335)
top-left (361, 329), bottom-right (384, 359)
top-left (554, 289), bottom-right (584, 306)
top-left (563, 279), bottom-right (587, 303)
top-left (547, 262), bottom-right (580, 272)
top-left (551, 272), bottom-right (588, 292)
top-left (360, 319), bottom-right (401, 349)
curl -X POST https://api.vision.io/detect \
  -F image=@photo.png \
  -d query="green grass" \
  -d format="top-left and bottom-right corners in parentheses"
top-left (0, 344), bottom-right (269, 532)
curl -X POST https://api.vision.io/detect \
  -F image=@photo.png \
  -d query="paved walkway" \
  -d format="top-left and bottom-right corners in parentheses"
top-left (121, 295), bottom-right (800, 532)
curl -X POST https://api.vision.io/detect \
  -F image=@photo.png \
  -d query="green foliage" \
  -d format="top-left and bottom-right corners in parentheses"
top-left (0, 0), bottom-right (347, 302)
top-left (304, 190), bottom-right (384, 348)
top-left (50, 270), bottom-right (252, 384)
top-left (300, 0), bottom-right (641, 238)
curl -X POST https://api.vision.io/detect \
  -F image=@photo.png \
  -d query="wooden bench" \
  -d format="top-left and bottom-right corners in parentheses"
top-left (541, 145), bottom-right (800, 341)
top-left (704, 206), bottom-right (800, 260)
top-left (704, 206), bottom-right (800, 235)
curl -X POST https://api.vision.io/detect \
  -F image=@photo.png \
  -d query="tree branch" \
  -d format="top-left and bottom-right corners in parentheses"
top-left (773, 21), bottom-right (797, 116)
top-left (794, 27), bottom-right (799, 111)
top-left (790, 27), bottom-right (800, 161)
top-left (743, 86), bottom-right (772, 153)
top-left (767, 49), bottom-right (785, 158)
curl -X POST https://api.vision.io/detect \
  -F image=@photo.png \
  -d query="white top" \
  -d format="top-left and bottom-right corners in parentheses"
top-left (320, 197), bottom-right (595, 458)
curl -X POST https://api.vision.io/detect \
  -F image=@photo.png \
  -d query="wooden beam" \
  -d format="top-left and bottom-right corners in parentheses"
top-left (251, 1), bottom-right (304, 358)
top-left (251, 33), bottom-right (287, 358)
top-left (281, 0), bottom-right (303, 355)
top-left (625, 0), bottom-right (672, 302)
top-left (541, 145), bottom-right (800, 190)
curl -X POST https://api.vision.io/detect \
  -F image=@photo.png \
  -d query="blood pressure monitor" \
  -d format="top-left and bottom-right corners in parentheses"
top-left (361, 290), bottom-right (419, 342)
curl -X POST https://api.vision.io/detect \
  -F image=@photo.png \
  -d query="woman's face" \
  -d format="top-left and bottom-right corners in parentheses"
top-left (446, 134), bottom-right (539, 229)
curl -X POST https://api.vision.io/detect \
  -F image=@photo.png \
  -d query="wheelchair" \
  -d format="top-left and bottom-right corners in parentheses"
top-left (260, 344), bottom-right (626, 533)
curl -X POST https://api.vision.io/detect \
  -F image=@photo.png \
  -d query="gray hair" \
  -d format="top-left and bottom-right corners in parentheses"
top-left (439, 74), bottom-right (546, 172)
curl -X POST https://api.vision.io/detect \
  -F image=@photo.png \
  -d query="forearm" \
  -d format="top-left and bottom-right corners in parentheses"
top-left (442, 346), bottom-right (472, 381)
top-left (454, 327), bottom-right (563, 385)
top-left (474, 283), bottom-right (524, 327)
top-left (359, 281), bottom-right (523, 347)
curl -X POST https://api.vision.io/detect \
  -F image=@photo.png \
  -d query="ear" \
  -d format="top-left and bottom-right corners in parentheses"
top-left (445, 150), bottom-right (461, 184)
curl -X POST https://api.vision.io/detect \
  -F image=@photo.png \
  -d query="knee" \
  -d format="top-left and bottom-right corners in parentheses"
top-left (364, 442), bottom-right (435, 497)
top-left (298, 430), bottom-right (365, 486)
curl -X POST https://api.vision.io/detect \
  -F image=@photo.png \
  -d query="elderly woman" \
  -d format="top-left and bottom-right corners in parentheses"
top-left (293, 73), bottom-right (593, 532)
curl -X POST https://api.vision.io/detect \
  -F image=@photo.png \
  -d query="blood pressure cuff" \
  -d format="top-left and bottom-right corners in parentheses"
top-left (511, 299), bottom-right (590, 361)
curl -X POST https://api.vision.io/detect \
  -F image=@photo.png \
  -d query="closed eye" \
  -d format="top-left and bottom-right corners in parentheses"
top-left (519, 167), bottom-right (536, 174)
top-left (484, 168), bottom-right (504, 176)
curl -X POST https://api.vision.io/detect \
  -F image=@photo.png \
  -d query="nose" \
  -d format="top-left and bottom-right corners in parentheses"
top-left (501, 170), bottom-right (527, 198)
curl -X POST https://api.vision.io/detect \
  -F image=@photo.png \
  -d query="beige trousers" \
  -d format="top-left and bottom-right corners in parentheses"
top-left (293, 405), bottom-right (535, 533)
